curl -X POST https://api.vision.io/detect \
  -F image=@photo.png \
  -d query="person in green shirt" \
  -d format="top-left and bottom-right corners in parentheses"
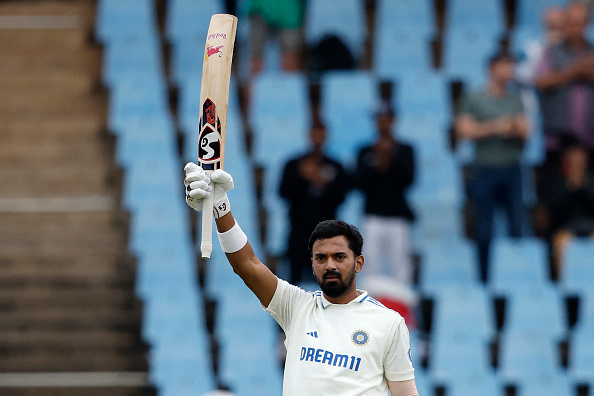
top-left (456, 52), bottom-right (531, 283)
top-left (248, 0), bottom-right (306, 73)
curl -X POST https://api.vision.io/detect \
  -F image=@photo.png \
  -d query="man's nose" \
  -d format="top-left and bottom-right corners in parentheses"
top-left (325, 258), bottom-right (338, 271)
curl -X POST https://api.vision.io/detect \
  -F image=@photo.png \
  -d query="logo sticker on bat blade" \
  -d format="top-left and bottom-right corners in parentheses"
top-left (198, 98), bottom-right (221, 164)
top-left (206, 44), bottom-right (224, 58)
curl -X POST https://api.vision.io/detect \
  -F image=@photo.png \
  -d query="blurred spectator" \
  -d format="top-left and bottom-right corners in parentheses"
top-left (248, 0), bottom-right (305, 73)
top-left (353, 102), bottom-right (416, 287)
top-left (360, 275), bottom-right (418, 330)
top-left (456, 52), bottom-right (530, 283)
top-left (279, 120), bottom-right (348, 285)
top-left (535, 2), bottom-right (594, 162)
top-left (517, 6), bottom-right (566, 86)
top-left (542, 137), bottom-right (594, 277)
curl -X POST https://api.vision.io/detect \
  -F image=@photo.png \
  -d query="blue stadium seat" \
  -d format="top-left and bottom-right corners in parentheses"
top-left (442, 372), bottom-right (501, 396)
top-left (442, 27), bottom-right (500, 88)
top-left (431, 285), bottom-right (495, 341)
top-left (102, 35), bottom-right (163, 87)
top-left (418, 238), bottom-right (479, 295)
top-left (446, 0), bottom-right (505, 38)
top-left (568, 326), bottom-right (594, 383)
top-left (115, 119), bottom-right (177, 168)
top-left (397, 113), bottom-right (449, 151)
top-left (516, 372), bottom-right (572, 396)
top-left (410, 154), bottom-right (463, 207)
top-left (108, 77), bottom-right (170, 133)
top-left (489, 237), bottom-right (549, 294)
top-left (305, 0), bottom-right (367, 59)
top-left (374, 0), bottom-right (435, 39)
top-left (165, 0), bottom-right (224, 42)
top-left (169, 37), bottom-right (204, 85)
top-left (319, 70), bottom-right (376, 167)
top-left (503, 284), bottom-right (566, 341)
top-left (336, 190), bottom-right (364, 230)
top-left (396, 71), bottom-right (449, 125)
top-left (499, 332), bottom-right (560, 382)
top-left (560, 238), bottom-right (594, 295)
top-left (412, 202), bottom-right (465, 242)
top-left (374, 29), bottom-right (433, 79)
top-left (95, 0), bottom-right (158, 43)
top-left (430, 335), bottom-right (493, 381)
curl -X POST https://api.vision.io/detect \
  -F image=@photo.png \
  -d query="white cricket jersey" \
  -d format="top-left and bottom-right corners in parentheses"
top-left (264, 278), bottom-right (415, 396)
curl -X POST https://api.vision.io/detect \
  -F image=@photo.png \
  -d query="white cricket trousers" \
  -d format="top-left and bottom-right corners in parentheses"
top-left (361, 215), bottom-right (413, 286)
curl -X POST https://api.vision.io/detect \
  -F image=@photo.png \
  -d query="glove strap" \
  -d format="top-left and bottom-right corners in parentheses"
top-left (213, 195), bottom-right (231, 219)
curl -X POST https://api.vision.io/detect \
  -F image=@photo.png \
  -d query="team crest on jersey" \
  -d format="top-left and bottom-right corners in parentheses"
top-left (351, 330), bottom-right (369, 346)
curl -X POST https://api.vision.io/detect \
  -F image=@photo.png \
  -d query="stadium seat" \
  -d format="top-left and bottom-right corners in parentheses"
top-left (374, 29), bottom-right (433, 79)
top-left (115, 118), bottom-right (177, 168)
top-left (502, 284), bottom-right (566, 341)
top-left (489, 237), bottom-right (549, 294)
top-left (516, 372), bottom-right (572, 396)
top-left (442, 372), bottom-right (501, 396)
top-left (169, 37), bottom-right (205, 85)
top-left (319, 70), bottom-right (376, 167)
top-left (498, 332), bottom-right (560, 382)
top-left (396, 71), bottom-right (450, 125)
top-left (431, 285), bottom-right (495, 341)
top-left (410, 153), bottom-right (463, 207)
top-left (374, 0), bottom-right (435, 39)
top-left (337, 190), bottom-right (364, 230)
top-left (430, 334), bottom-right (493, 381)
top-left (102, 35), bottom-right (164, 88)
top-left (165, 0), bottom-right (224, 42)
top-left (445, 0), bottom-right (505, 38)
top-left (305, 0), bottom-right (366, 59)
top-left (397, 113), bottom-right (449, 151)
top-left (560, 238), bottom-right (594, 295)
top-left (95, 0), bottom-right (158, 43)
top-left (568, 325), bottom-right (594, 383)
top-left (107, 77), bottom-right (170, 133)
top-left (418, 238), bottom-right (479, 295)
top-left (442, 27), bottom-right (500, 88)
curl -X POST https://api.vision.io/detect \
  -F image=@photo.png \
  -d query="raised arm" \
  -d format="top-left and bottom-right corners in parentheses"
top-left (184, 163), bottom-right (278, 307)
top-left (388, 379), bottom-right (419, 396)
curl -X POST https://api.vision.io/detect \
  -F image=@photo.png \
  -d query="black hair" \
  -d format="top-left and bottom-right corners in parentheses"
top-left (308, 220), bottom-right (364, 256)
top-left (487, 51), bottom-right (515, 68)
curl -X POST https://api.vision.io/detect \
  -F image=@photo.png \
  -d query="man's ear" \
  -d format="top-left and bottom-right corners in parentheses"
top-left (355, 255), bottom-right (364, 273)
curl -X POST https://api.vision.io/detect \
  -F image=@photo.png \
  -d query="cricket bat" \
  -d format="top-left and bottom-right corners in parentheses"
top-left (198, 14), bottom-right (237, 258)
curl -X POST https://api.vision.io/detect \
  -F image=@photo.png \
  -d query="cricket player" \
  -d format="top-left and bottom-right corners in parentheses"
top-left (184, 163), bottom-right (419, 396)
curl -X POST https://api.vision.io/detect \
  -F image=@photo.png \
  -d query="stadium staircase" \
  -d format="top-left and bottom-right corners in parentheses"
top-left (0, 1), bottom-right (154, 394)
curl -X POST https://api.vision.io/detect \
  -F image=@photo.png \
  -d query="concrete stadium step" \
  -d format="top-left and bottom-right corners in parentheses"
top-left (0, 287), bottom-right (139, 310)
top-left (0, 328), bottom-right (143, 347)
top-left (0, 308), bottom-right (142, 332)
top-left (0, 387), bottom-right (156, 396)
top-left (0, 353), bottom-right (149, 372)
top-left (0, 116), bottom-right (104, 139)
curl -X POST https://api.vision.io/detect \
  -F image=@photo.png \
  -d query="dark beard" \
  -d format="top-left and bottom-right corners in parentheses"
top-left (317, 264), bottom-right (356, 298)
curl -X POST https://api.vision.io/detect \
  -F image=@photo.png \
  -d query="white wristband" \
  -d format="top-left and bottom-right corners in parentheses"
top-left (217, 220), bottom-right (248, 253)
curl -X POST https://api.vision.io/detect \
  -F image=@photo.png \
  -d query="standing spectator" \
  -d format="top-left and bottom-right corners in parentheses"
top-left (542, 137), bottom-right (594, 277)
top-left (279, 121), bottom-right (348, 285)
top-left (535, 2), bottom-right (594, 163)
top-left (456, 52), bottom-right (530, 283)
top-left (248, 0), bottom-right (305, 74)
top-left (353, 103), bottom-right (416, 286)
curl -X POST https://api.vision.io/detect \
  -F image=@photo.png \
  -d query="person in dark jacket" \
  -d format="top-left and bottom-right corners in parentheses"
top-left (279, 120), bottom-right (348, 285)
top-left (353, 103), bottom-right (416, 286)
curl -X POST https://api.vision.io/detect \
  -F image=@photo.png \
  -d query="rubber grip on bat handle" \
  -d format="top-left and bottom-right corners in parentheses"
top-left (200, 176), bottom-right (214, 259)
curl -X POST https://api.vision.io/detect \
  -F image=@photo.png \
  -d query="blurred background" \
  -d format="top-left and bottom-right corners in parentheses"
top-left (0, 0), bottom-right (593, 395)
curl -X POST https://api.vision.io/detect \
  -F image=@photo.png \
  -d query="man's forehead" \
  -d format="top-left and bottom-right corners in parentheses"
top-left (312, 235), bottom-right (351, 253)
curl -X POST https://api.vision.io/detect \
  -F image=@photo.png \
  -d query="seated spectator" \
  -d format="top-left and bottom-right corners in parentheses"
top-left (279, 120), bottom-right (348, 285)
top-left (535, 2), bottom-right (594, 163)
top-left (456, 52), bottom-right (530, 283)
top-left (542, 137), bottom-right (594, 277)
top-left (248, 0), bottom-right (305, 74)
top-left (352, 102), bottom-right (416, 287)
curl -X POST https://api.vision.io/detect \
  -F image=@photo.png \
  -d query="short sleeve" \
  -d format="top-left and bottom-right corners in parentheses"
top-left (264, 278), bottom-right (311, 332)
top-left (458, 92), bottom-right (475, 117)
top-left (384, 318), bottom-right (415, 382)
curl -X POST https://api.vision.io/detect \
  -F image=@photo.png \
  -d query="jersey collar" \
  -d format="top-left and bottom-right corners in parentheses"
top-left (318, 290), bottom-right (369, 309)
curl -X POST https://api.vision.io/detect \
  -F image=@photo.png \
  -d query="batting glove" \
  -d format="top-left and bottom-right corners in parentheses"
top-left (184, 162), bottom-right (234, 218)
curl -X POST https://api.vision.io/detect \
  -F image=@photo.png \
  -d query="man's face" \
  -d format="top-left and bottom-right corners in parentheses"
top-left (565, 4), bottom-right (589, 42)
top-left (311, 236), bottom-right (362, 298)
top-left (490, 59), bottom-right (515, 84)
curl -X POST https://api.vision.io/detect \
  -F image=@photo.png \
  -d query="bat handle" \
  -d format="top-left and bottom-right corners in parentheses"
top-left (200, 172), bottom-right (214, 259)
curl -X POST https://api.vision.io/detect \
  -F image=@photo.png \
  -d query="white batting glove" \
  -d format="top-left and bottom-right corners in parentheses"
top-left (184, 162), bottom-right (234, 218)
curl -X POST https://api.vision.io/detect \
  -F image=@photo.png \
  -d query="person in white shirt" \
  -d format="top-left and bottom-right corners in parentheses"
top-left (184, 163), bottom-right (418, 396)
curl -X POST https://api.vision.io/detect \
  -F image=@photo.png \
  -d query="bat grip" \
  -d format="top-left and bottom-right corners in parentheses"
top-left (200, 174), bottom-right (214, 259)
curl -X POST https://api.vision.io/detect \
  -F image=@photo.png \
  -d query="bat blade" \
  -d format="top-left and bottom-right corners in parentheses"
top-left (198, 14), bottom-right (237, 258)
